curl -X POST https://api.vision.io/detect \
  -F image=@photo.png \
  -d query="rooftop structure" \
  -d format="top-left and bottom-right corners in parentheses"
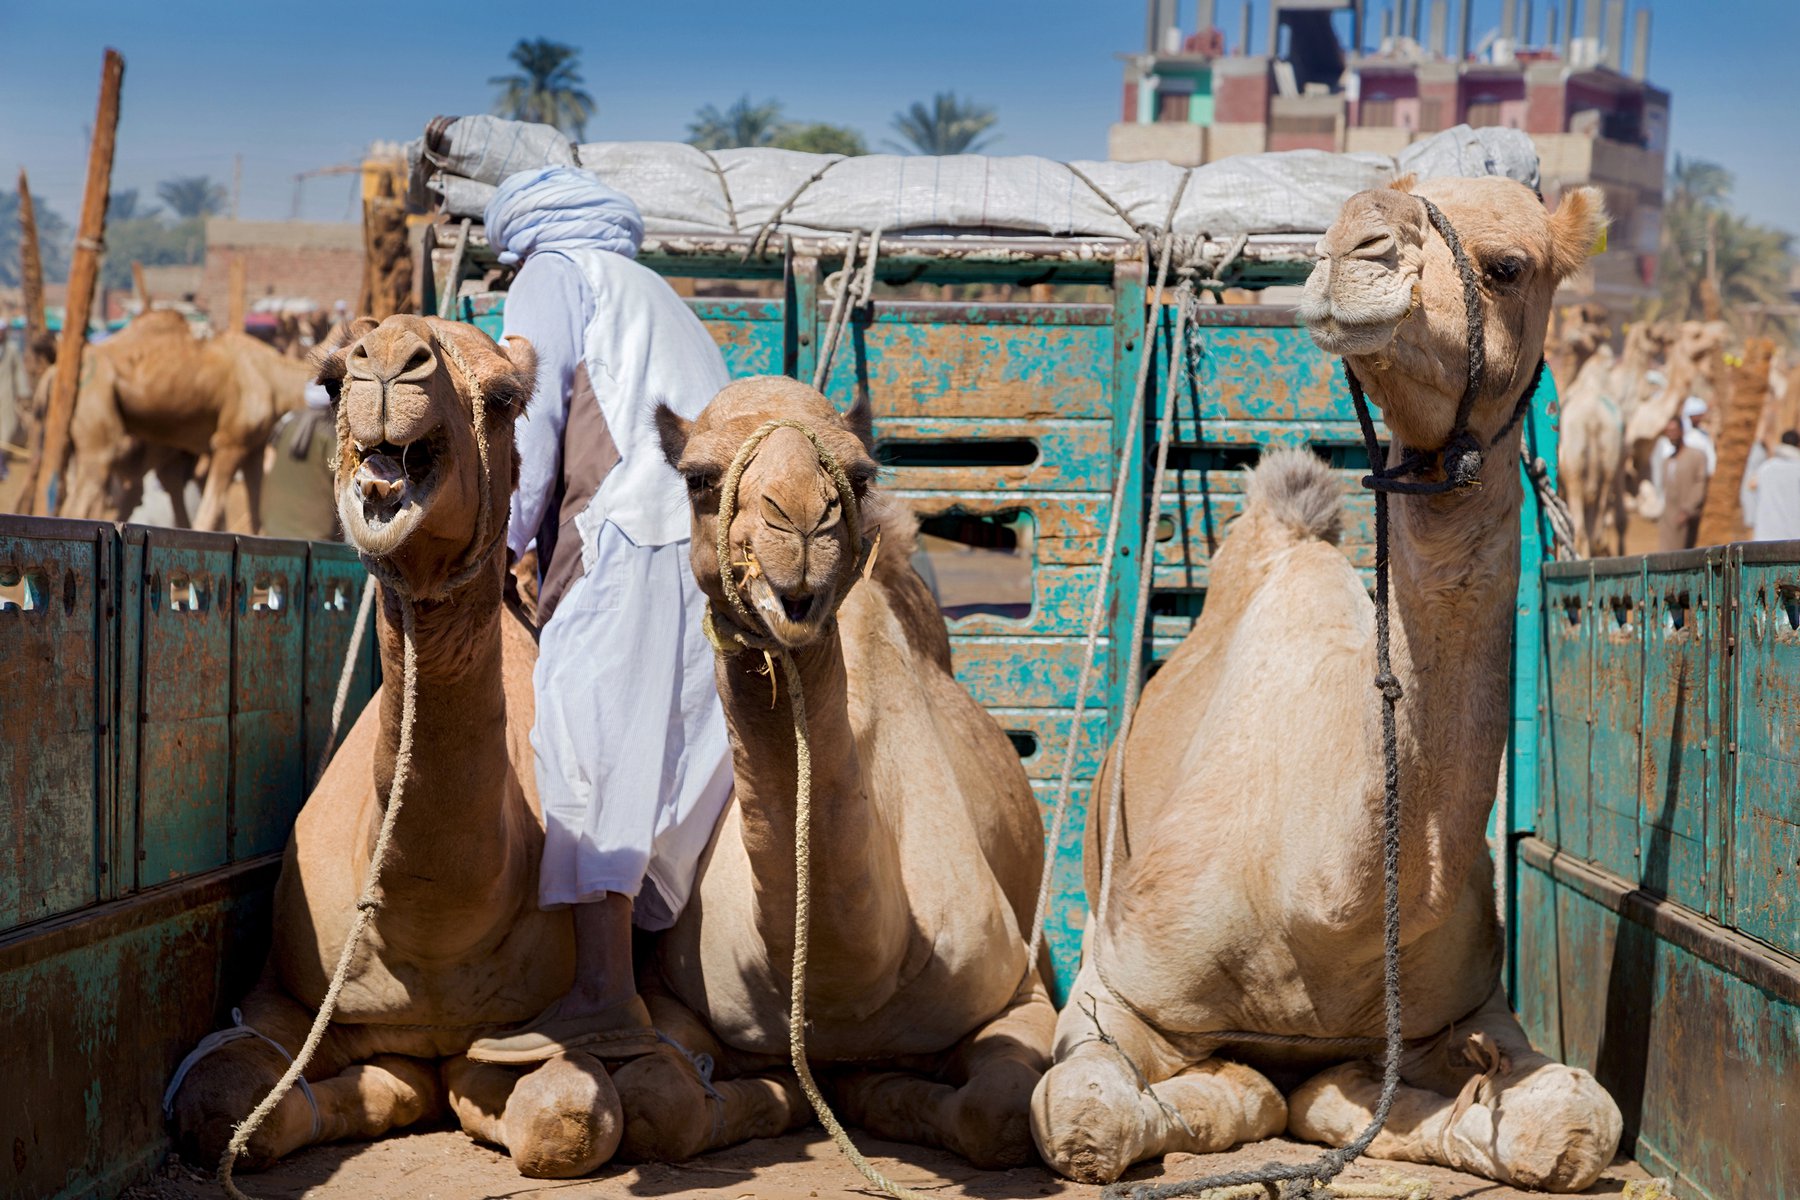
top-left (1111, 0), bottom-right (1669, 307)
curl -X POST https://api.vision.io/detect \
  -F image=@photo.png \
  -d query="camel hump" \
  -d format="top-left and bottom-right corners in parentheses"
top-left (1243, 448), bottom-right (1344, 545)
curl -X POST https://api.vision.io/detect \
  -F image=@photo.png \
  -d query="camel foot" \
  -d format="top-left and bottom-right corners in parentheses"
top-left (501, 1052), bottom-right (622, 1178)
top-left (1290, 1055), bottom-right (1620, 1192)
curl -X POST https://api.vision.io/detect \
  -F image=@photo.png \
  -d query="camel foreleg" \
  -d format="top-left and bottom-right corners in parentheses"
top-left (832, 966), bottom-right (1055, 1168)
top-left (610, 990), bottom-right (809, 1162)
top-left (193, 442), bottom-right (248, 532)
top-left (1287, 986), bottom-right (1621, 1192)
top-left (444, 1052), bottom-right (622, 1178)
top-left (166, 986), bottom-right (445, 1172)
top-left (1028, 962), bottom-right (1286, 1183)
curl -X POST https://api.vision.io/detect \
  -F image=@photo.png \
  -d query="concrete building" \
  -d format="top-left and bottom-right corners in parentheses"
top-left (1110, 0), bottom-right (1669, 307)
top-left (199, 220), bottom-right (364, 320)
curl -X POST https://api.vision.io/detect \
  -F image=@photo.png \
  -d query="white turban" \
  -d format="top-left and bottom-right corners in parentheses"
top-left (484, 166), bottom-right (644, 265)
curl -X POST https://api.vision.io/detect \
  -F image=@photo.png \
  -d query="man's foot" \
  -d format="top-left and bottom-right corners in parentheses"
top-left (466, 992), bottom-right (660, 1066)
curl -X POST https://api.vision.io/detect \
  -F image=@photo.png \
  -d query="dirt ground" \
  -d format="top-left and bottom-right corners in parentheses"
top-left (128, 1129), bottom-right (1657, 1200)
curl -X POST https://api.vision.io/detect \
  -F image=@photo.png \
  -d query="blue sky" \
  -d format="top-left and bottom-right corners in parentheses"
top-left (1, 1), bottom-right (1794, 232)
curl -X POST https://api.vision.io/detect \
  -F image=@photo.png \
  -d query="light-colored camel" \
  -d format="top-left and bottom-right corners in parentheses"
top-left (1558, 319), bottom-right (1673, 556)
top-left (1029, 176), bottom-right (1622, 1192)
top-left (627, 376), bottom-right (1056, 1168)
top-left (1551, 302), bottom-right (1609, 386)
top-left (60, 310), bottom-right (312, 530)
top-left (167, 315), bottom-right (625, 1179)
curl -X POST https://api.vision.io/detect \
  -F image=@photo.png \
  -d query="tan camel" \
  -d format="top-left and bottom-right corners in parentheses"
top-left (60, 310), bottom-right (312, 530)
top-left (1557, 319), bottom-right (1672, 556)
top-left (167, 315), bottom-right (625, 1180)
top-left (1029, 176), bottom-right (1622, 1192)
top-left (625, 376), bottom-right (1056, 1168)
top-left (1551, 302), bottom-right (1609, 386)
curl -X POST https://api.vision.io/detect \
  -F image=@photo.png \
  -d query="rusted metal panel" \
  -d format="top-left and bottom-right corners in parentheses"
top-left (1587, 556), bottom-right (1645, 885)
top-left (895, 491), bottom-right (1109, 567)
top-left (697, 302), bottom-right (784, 379)
top-left (0, 518), bottom-right (111, 934)
top-left (1167, 323), bottom-right (1350, 429)
top-left (952, 636), bottom-right (1113, 710)
top-left (1540, 562), bottom-right (1593, 858)
top-left (1731, 542), bottom-right (1800, 959)
top-left (992, 707), bottom-right (1111, 781)
top-left (1031, 778), bottom-right (1094, 990)
top-left (128, 526), bottom-right (234, 888)
top-left (1639, 548), bottom-right (1723, 916)
top-left (875, 416), bottom-right (1113, 494)
top-left (0, 857), bottom-right (277, 1200)
top-left (302, 545), bottom-right (378, 787)
top-left (1517, 838), bottom-right (1800, 1199)
top-left (821, 316), bottom-right (1114, 422)
top-left (229, 537), bottom-right (308, 862)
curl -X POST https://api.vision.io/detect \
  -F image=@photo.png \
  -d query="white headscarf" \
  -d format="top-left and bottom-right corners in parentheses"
top-left (484, 166), bottom-right (644, 265)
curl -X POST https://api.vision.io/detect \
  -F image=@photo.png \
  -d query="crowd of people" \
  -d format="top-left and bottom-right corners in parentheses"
top-left (1645, 391), bottom-right (1800, 552)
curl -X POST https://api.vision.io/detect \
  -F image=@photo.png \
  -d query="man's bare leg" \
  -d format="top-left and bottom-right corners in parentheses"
top-left (466, 893), bottom-right (659, 1065)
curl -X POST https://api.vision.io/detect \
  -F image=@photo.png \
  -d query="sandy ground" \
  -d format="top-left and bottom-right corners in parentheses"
top-left (127, 1129), bottom-right (1657, 1200)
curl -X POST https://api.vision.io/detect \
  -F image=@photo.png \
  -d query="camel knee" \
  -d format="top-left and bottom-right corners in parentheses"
top-left (502, 1052), bottom-right (622, 1178)
top-left (944, 1056), bottom-right (1041, 1169)
top-left (1030, 1049), bottom-right (1157, 1184)
top-left (168, 1043), bottom-right (318, 1173)
top-left (1157, 1059), bottom-right (1287, 1150)
top-left (612, 1046), bottom-right (715, 1162)
top-left (329, 1055), bottom-right (443, 1135)
top-left (1485, 1063), bottom-right (1621, 1193)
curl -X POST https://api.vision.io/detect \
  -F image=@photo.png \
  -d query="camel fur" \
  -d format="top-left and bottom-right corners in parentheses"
top-left (1029, 176), bottom-right (1623, 1192)
top-left (628, 376), bottom-right (1056, 1168)
top-left (166, 315), bottom-right (626, 1180)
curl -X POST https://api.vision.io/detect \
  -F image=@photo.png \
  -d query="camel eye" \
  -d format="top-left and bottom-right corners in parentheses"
top-left (1485, 255), bottom-right (1526, 285)
top-left (846, 462), bottom-right (878, 497)
top-left (683, 469), bottom-right (718, 495)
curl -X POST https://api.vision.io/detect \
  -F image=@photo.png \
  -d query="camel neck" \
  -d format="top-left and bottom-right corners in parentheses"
top-left (363, 560), bottom-right (521, 945)
top-left (715, 626), bottom-right (910, 1000)
top-left (1381, 435), bottom-right (1522, 920)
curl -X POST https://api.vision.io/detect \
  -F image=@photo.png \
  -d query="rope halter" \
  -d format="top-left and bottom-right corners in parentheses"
top-left (706, 417), bottom-right (876, 656)
top-left (1345, 194), bottom-right (1547, 499)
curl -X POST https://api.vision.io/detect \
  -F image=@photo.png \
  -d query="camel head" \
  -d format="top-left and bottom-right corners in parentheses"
top-left (317, 315), bottom-right (535, 594)
top-left (657, 375), bottom-right (879, 650)
top-left (1559, 302), bottom-right (1611, 362)
top-left (1300, 175), bottom-right (1606, 455)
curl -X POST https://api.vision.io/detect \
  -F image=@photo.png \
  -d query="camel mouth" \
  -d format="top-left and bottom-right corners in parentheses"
top-left (745, 576), bottom-right (829, 648)
top-left (1304, 313), bottom-right (1401, 358)
top-left (337, 429), bottom-right (448, 556)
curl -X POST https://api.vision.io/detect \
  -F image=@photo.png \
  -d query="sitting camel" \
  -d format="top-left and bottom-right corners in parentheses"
top-left (622, 376), bottom-right (1055, 1168)
top-left (59, 310), bottom-right (312, 531)
top-left (1030, 176), bottom-right (1623, 1192)
top-left (167, 315), bottom-right (625, 1179)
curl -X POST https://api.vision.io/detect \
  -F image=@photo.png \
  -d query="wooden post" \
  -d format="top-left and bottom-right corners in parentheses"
top-left (1697, 337), bottom-right (1774, 547)
top-left (227, 253), bottom-right (247, 334)
top-left (17, 170), bottom-right (48, 386)
top-left (131, 260), bottom-right (151, 311)
top-left (34, 48), bottom-right (124, 517)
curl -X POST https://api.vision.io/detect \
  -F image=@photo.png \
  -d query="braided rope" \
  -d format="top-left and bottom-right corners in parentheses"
top-left (812, 231), bottom-right (862, 394)
top-left (214, 325), bottom-right (501, 1200)
top-left (704, 416), bottom-right (933, 1200)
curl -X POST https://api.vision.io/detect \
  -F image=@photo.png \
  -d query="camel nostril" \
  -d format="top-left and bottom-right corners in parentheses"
top-left (404, 345), bottom-right (433, 376)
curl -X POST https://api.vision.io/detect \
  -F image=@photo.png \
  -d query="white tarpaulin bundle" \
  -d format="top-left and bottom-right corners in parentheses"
top-left (408, 115), bottom-right (1540, 244)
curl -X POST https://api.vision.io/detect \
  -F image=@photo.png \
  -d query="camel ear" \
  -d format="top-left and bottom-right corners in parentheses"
top-left (310, 316), bottom-right (378, 401)
top-left (1387, 172), bottom-right (1418, 194)
top-left (655, 402), bottom-right (693, 470)
top-left (842, 390), bottom-right (876, 453)
top-left (1547, 186), bottom-right (1608, 283)
top-left (487, 334), bottom-right (537, 415)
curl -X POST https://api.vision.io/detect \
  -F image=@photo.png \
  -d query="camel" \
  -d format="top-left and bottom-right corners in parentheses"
top-left (59, 310), bottom-right (313, 531)
top-left (1029, 176), bottom-right (1622, 1192)
top-left (1557, 320), bottom-right (1673, 556)
top-left (625, 376), bottom-right (1056, 1168)
top-left (167, 315), bottom-right (626, 1180)
top-left (1551, 302), bottom-right (1609, 386)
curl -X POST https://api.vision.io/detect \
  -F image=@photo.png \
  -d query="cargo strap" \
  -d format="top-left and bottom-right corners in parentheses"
top-left (214, 325), bottom-right (504, 1200)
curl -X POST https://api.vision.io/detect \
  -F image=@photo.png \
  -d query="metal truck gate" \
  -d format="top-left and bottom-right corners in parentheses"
top-left (1525, 543), bottom-right (1800, 1197)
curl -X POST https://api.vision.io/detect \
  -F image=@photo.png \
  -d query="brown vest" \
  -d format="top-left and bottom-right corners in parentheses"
top-left (536, 362), bottom-right (619, 624)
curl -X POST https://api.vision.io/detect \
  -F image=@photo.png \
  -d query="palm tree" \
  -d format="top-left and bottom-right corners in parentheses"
top-left (772, 122), bottom-right (867, 156)
top-left (156, 176), bottom-right (227, 220)
top-left (108, 189), bottom-right (159, 222)
top-left (1, 189), bottom-right (71, 286)
top-left (490, 39), bottom-right (596, 140)
top-left (887, 92), bottom-right (998, 155)
top-left (688, 96), bottom-right (786, 151)
top-left (1653, 156), bottom-right (1795, 337)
